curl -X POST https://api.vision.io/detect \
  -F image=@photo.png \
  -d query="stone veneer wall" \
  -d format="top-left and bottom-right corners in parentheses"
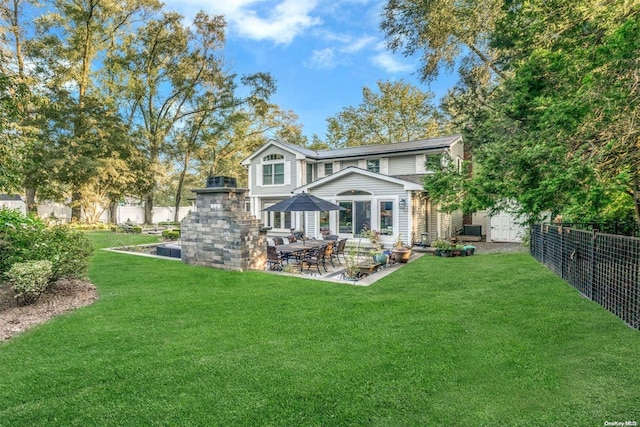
top-left (181, 187), bottom-right (267, 271)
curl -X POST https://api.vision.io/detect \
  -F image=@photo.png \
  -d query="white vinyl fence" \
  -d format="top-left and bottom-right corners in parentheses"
top-left (30, 202), bottom-right (191, 225)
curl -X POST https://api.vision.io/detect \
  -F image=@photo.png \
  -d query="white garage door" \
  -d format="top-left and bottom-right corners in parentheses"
top-left (490, 212), bottom-right (526, 242)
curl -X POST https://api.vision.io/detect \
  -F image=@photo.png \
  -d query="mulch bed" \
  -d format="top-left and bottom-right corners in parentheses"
top-left (0, 279), bottom-right (98, 341)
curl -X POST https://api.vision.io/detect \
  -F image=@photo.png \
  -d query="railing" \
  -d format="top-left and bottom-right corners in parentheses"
top-left (530, 224), bottom-right (640, 330)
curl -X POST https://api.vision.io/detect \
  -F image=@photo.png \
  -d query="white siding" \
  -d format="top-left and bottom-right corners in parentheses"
top-left (388, 155), bottom-right (417, 175)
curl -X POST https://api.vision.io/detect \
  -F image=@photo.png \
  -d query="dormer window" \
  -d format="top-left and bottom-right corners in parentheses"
top-left (367, 159), bottom-right (380, 173)
top-left (263, 154), bottom-right (284, 161)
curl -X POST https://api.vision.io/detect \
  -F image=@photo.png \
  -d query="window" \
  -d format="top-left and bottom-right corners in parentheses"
top-left (338, 200), bottom-right (371, 235)
top-left (263, 154), bottom-right (284, 161)
top-left (367, 159), bottom-right (380, 173)
top-left (379, 201), bottom-right (394, 235)
top-left (263, 163), bottom-right (284, 185)
top-left (306, 163), bottom-right (313, 184)
top-left (273, 211), bottom-right (291, 230)
top-left (265, 208), bottom-right (291, 230)
top-left (324, 163), bottom-right (333, 176)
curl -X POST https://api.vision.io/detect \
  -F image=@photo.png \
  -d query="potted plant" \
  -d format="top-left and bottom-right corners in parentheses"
top-left (433, 239), bottom-right (453, 257)
top-left (391, 234), bottom-right (412, 263)
top-left (362, 229), bottom-right (387, 266)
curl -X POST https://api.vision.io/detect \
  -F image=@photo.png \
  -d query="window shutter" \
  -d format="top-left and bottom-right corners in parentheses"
top-left (284, 161), bottom-right (291, 185)
top-left (416, 155), bottom-right (427, 173)
top-left (358, 159), bottom-right (366, 169)
top-left (381, 158), bottom-right (389, 175)
top-left (256, 164), bottom-right (263, 187)
top-left (333, 161), bottom-right (340, 172)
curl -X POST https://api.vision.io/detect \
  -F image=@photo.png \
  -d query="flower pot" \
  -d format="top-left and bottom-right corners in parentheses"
top-left (374, 253), bottom-right (388, 265)
top-left (392, 249), bottom-right (411, 263)
top-left (463, 245), bottom-right (475, 256)
top-left (440, 249), bottom-right (453, 258)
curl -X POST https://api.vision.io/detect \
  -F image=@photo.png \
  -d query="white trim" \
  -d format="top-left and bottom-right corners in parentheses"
top-left (297, 166), bottom-right (424, 192)
top-left (241, 140), bottom-right (307, 165)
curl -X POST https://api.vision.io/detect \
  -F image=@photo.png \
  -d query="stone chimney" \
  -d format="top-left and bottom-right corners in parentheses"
top-left (181, 177), bottom-right (267, 271)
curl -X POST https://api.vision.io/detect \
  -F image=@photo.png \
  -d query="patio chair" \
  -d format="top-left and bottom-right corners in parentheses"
top-left (323, 234), bottom-right (338, 241)
top-left (287, 235), bottom-right (297, 243)
top-left (302, 243), bottom-right (330, 274)
top-left (273, 236), bottom-right (284, 245)
top-left (332, 238), bottom-right (348, 265)
top-left (266, 245), bottom-right (284, 271)
top-left (323, 240), bottom-right (336, 268)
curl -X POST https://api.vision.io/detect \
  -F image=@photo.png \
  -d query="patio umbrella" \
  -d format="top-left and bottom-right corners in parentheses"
top-left (263, 192), bottom-right (345, 238)
top-left (263, 192), bottom-right (345, 213)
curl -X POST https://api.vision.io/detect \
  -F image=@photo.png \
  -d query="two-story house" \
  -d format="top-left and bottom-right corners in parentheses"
top-left (241, 135), bottom-right (465, 247)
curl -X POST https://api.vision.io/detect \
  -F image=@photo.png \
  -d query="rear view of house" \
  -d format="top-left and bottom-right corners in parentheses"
top-left (241, 135), bottom-right (465, 247)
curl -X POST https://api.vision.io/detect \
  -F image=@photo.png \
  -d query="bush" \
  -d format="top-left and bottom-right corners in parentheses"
top-left (7, 260), bottom-right (53, 305)
top-left (132, 226), bottom-right (142, 234)
top-left (0, 207), bottom-right (93, 280)
top-left (162, 229), bottom-right (180, 240)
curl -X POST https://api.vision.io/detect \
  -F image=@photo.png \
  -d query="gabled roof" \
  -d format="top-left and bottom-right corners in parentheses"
top-left (0, 194), bottom-right (23, 201)
top-left (241, 139), bottom-right (315, 165)
top-left (311, 135), bottom-right (462, 160)
top-left (296, 166), bottom-right (424, 192)
top-left (242, 135), bottom-right (463, 165)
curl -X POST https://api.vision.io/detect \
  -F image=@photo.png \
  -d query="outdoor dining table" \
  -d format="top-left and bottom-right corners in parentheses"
top-left (275, 240), bottom-right (327, 268)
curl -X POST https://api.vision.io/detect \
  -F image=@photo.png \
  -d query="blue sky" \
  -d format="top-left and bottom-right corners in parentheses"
top-left (163, 0), bottom-right (457, 140)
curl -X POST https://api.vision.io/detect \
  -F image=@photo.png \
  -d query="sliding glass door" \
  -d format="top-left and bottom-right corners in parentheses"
top-left (338, 200), bottom-right (371, 236)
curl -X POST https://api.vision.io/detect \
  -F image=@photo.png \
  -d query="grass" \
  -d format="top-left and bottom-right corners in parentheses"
top-left (1, 231), bottom-right (639, 426)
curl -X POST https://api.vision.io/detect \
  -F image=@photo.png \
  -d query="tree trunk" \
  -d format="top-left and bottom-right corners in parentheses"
top-left (25, 187), bottom-right (37, 215)
top-left (145, 193), bottom-right (154, 225)
top-left (109, 201), bottom-right (118, 224)
top-left (71, 191), bottom-right (82, 222)
top-left (174, 156), bottom-right (189, 223)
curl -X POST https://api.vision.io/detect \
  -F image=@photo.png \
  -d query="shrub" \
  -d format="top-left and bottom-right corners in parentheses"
top-left (0, 207), bottom-right (93, 280)
top-left (7, 260), bottom-right (53, 305)
top-left (132, 226), bottom-right (142, 234)
top-left (68, 222), bottom-right (111, 231)
top-left (162, 229), bottom-right (180, 240)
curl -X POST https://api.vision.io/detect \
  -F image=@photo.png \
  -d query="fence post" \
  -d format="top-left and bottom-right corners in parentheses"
top-left (560, 226), bottom-right (564, 279)
top-left (590, 230), bottom-right (597, 301)
top-left (541, 224), bottom-right (545, 264)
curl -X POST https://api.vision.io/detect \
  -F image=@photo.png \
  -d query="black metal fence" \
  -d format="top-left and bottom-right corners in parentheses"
top-left (556, 221), bottom-right (640, 237)
top-left (530, 224), bottom-right (640, 330)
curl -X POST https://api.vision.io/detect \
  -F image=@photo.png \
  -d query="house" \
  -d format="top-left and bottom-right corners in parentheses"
top-left (241, 135), bottom-right (465, 247)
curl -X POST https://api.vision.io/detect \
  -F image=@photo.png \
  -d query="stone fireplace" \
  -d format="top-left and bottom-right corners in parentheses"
top-left (181, 179), bottom-right (268, 271)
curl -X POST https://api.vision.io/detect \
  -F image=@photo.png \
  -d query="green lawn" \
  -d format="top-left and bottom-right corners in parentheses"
top-left (1, 232), bottom-right (638, 426)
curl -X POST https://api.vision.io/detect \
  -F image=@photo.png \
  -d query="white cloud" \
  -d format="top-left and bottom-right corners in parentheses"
top-left (167, 0), bottom-right (322, 45)
top-left (340, 35), bottom-right (376, 53)
top-left (306, 48), bottom-right (338, 69)
top-left (370, 51), bottom-right (414, 73)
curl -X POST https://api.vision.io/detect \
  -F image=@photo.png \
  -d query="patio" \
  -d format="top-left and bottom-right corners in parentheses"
top-left (265, 238), bottom-right (424, 286)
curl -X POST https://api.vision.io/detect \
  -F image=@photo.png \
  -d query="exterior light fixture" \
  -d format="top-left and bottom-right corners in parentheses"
top-left (399, 198), bottom-right (407, 209)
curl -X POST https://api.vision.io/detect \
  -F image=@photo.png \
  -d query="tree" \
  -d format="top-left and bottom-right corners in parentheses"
top-left (325, 79), bottom-right (446, 147)
top-left (108, 11), bottom-right (276, 224)
top-left (381, 0), bottom-right (505, 82)
top-left (417, 0), bottom-right (640, 225)
top-left (27, 0), bottom-right (160, 221)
